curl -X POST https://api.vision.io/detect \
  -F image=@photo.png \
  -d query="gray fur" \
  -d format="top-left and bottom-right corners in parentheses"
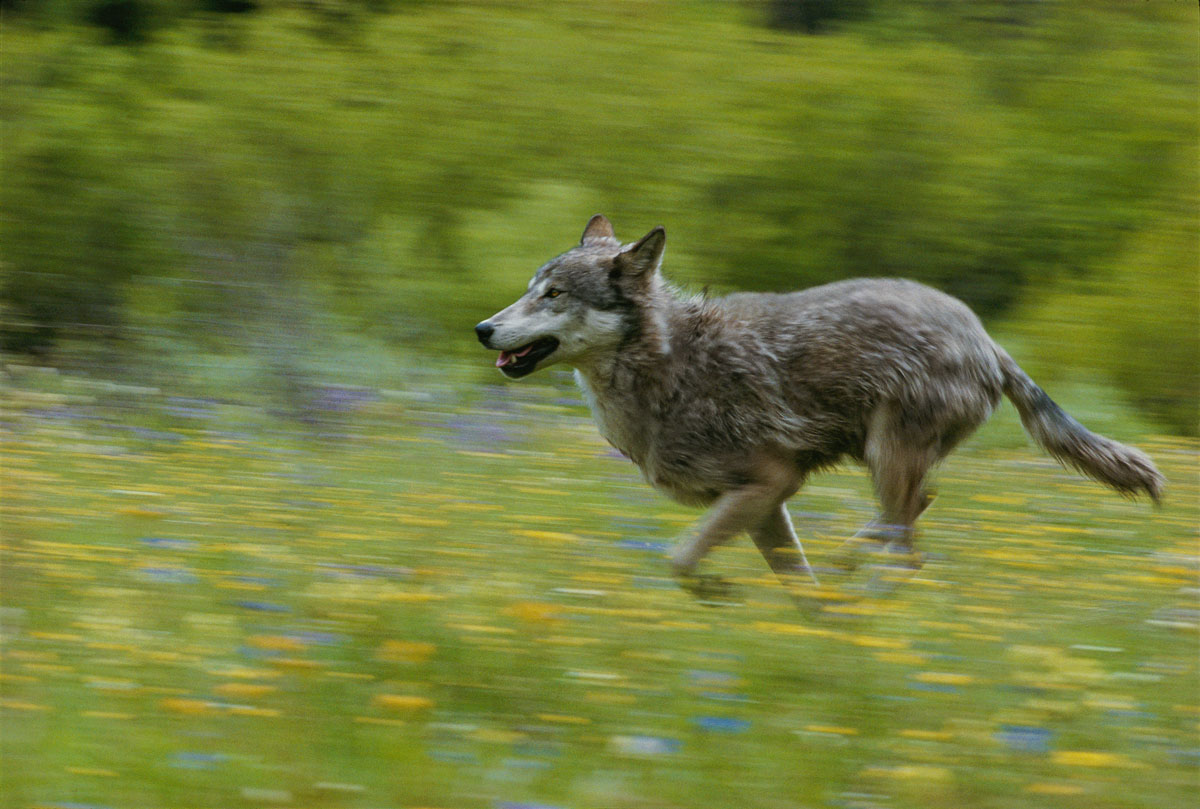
top-left (995, 348), bottom-right (1163, 503)
top-left (476, 216), bottom-right (1165, 601)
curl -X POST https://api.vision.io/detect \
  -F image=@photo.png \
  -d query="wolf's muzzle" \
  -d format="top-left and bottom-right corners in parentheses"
top-left (474, 321), bottom-right (495, 347)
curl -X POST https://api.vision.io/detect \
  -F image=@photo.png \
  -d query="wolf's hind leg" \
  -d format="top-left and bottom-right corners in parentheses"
top-left (830, 493), bottom-right (935, 573)
top-left (848, 412), bottom-right (945, 590)
top-left (834, 405), bottom-right (942, 577)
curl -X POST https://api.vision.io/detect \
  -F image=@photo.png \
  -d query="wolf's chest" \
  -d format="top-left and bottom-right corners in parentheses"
top-left (573, 370), bottom-right (721, 506)
top-left (574, 370), bottom-right (648, 464)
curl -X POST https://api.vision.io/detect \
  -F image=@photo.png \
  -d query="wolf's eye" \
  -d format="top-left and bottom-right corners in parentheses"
top-left (545, 287), bottom-right (562, 299)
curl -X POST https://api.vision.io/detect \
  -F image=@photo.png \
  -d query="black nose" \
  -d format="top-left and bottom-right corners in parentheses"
top-left (475, 322), bottom-right (494, 346)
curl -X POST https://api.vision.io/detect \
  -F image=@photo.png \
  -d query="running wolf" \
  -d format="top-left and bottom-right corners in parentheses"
top-left (475, 215), bottom-right (1163, 602)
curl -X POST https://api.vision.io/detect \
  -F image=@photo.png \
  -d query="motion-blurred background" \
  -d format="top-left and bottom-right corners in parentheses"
top-left (2, 3), bottom-right (1198, 809)
top-left (2, 0), bottom-right (1196, 430)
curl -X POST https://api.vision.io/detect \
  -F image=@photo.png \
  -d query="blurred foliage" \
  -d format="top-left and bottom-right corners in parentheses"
top-left (766, 0), bottom-right (871, 33)
top-left (0, 0), bottom-right (1196, 430)
top-left (1012, 174), bottom-right (1199, 436)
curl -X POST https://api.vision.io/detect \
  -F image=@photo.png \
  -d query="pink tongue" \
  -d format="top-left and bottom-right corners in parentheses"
top-left (496, 344), bottom-right (535, 367)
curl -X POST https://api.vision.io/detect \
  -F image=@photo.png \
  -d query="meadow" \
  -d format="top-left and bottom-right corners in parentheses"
top-left (1, 362), bottom-right (1196, 809)
top-left (2, 3), bottom-right (1197, 806)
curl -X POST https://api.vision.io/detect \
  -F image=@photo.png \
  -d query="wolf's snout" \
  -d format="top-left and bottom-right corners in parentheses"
top-left (474, 321), bottom-right (495, 347)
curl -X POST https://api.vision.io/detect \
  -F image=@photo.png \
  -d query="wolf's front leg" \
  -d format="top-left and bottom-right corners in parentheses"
top-left (667, 460), bottom-right (800, 599)
top-left (749, 504), bottom-right (819, 587)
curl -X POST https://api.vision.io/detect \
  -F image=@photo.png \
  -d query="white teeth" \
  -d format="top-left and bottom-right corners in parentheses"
top-left (496, 342), bottom-right (541, 370)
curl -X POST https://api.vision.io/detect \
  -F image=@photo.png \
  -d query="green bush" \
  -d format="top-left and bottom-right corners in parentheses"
top-left (0, 1), bottom-right (1195, 431)
top-left (1, 117), bottom-right (165, 352)
top-left (764, 0), bottom-right (870, 34)
top-left (1009, 179), bottom-right (1199, 436)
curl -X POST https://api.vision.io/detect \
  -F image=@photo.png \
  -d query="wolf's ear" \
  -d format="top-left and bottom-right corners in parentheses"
top-left (614, 226), bottom-right (666, 278)
top-left (580, 214), bottom-right (616, 246)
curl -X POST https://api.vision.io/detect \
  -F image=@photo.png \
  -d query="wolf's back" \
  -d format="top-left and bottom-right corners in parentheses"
top-left (996, 348), bottom-right (1164, 502)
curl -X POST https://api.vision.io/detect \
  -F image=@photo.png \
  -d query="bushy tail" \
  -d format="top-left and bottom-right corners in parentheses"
top-left (997, 348), bottom-right (1164, 503)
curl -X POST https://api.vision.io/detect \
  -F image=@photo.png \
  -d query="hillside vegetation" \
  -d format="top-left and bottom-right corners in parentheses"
top-left (2, 0), bottom-right (1196, 431)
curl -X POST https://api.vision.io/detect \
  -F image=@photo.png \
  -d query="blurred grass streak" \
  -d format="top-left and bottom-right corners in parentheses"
top-left (1, 362), bottom-right (1197, 808)
top-left (1, 0), bottom-right (1196, 431)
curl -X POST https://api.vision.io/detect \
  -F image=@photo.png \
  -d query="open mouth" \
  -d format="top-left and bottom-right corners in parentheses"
top-left (495, 337), bottom-right (559, 378)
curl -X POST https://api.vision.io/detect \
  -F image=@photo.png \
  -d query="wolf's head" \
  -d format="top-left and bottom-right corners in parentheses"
top-left (475, 215), bottom-right (667, 379)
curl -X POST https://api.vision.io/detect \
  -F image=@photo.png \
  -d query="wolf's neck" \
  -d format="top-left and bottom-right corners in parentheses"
top-left (573, 285), bottom-right (678, 393)
top-left (571, 290), bottom-right (691, 464)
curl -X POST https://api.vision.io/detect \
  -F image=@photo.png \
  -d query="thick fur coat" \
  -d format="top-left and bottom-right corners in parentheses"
top-left (476, 216), bottom-right (1163, 601)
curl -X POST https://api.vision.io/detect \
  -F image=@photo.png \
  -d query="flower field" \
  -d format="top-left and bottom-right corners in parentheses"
top-left (2, 367), bottom-right (1196, 809)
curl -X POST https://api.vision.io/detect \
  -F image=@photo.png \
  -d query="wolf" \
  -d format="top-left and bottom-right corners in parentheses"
top-left (475, 215), bottom-right (1163, 603)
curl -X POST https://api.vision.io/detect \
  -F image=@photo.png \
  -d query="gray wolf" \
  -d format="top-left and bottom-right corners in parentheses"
top-left (475, 215), bottom-right (1164, 604)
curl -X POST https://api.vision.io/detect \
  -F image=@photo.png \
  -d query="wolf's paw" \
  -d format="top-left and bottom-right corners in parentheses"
top-left (785, 583), bottom-right (859, 620)
top-left (853, 548), bottom-right (925, 595)
top-left (677, 573), bottom-right (742, 607)
top-left (827, 535), bottom-right (890, 575)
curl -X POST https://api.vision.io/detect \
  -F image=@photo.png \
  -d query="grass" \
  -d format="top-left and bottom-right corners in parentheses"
top-left (1, 362), bottom-right (1197, 809)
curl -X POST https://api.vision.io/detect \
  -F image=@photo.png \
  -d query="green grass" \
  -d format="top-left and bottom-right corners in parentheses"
top-left (1, 364), bottom-right (1197, 809)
